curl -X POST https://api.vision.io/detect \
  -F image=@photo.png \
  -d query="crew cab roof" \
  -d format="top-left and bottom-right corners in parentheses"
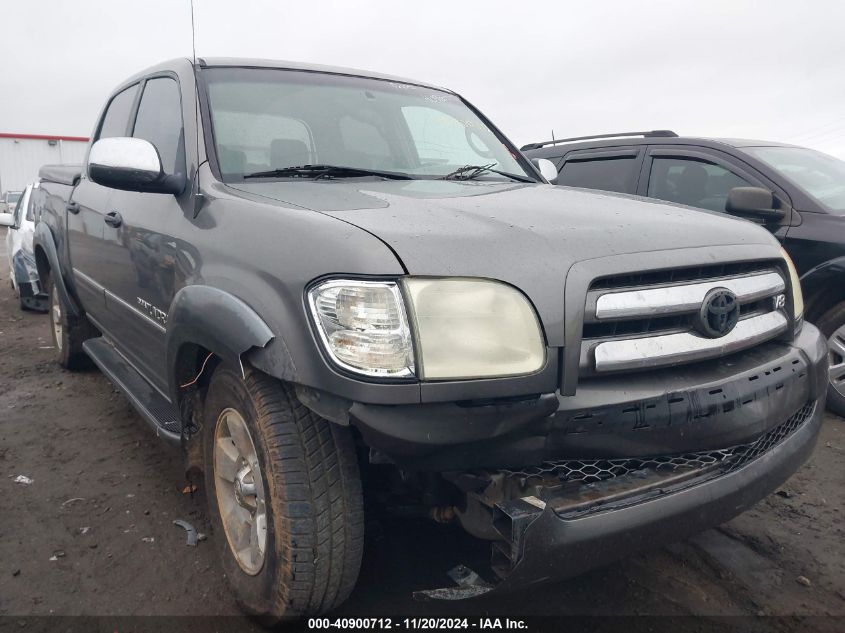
top-left (200, 57), bottom-right (450, 92)
top-left (121, 57), bottom-right (450, 94)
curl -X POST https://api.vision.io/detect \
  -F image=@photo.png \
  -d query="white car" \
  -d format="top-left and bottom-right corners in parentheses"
top-left (0, 190), bottom-right (22, 214)
top-left (0, 183), bottom-right (47, 311)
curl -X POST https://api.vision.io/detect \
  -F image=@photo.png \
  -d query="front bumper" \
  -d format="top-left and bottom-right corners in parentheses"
top-left (11, 250), bottom-right (47, 311)
top-left (352, 324), bottom-right (828, 471)
top-left (415, 324), bottom-right (827, 597)
top-left (17, 280), bottom-right (48, 311)
top-left (485, 395), bottom-right (823, 593)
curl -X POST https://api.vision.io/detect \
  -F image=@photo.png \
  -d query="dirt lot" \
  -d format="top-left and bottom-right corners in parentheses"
top-left (0, 232), bottom-right (843, 631)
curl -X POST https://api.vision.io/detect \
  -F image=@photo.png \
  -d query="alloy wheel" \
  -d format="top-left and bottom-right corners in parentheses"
top-left (51, 285), bottom-right (63, 352)
top-left (829, 324), bottom-right (845, 400)
top-left (213, 408), bottom-right (267, 575)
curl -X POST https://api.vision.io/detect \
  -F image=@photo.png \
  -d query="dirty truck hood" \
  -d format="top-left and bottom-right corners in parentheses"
top-left (231, 180), bottom-right (778, 342)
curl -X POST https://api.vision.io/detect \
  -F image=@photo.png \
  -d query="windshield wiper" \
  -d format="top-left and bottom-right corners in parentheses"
top-left (242, 164), bottom-right (412, 180)
top-left (440, 164), bottom-right (533, 183)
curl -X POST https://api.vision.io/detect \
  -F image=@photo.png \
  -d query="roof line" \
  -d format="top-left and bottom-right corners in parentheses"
top-left (0, 132), bottom-right (90, 142)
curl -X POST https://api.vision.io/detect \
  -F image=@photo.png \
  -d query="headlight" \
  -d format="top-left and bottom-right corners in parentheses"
top-left (403, 278), bottom-right (545, 380)
top-left (780, 248), bottom-right (804, 319)
top-left (308, 280), bottom-right (414, 377)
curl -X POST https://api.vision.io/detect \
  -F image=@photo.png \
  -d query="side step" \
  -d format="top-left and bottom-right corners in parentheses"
top-left (83, 337), bottom-right (182, 446)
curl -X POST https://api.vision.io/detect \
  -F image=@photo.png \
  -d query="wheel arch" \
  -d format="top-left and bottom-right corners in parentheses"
top-left (800, 256), bottom-right (845, 323)
top-left (165, 285), bottom-right (276, 406)
top-left (32, 223), bottom-right (80, 317)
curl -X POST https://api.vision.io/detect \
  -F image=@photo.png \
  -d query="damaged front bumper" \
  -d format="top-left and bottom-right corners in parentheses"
top-left (423, 324), bottom-right (828, 598)
top-left (11, 249), bottom-right (47, 311)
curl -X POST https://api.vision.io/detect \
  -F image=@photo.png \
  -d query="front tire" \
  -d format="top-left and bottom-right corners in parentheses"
top-left (818, 301), bottom-right (845, 417)
top-left (202, 363), bottom-right (364, 621)
top-left (46, 272), bottom-right (94, 370)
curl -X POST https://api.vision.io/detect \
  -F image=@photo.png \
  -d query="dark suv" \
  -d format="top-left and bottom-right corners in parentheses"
top-left (523, 131), bottom-right (845, 416)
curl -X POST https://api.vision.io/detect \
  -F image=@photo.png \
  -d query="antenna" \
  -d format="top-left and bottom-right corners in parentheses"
top-left (189, 0), bottom-right (204, 216)
top-left (190, 0), bottom-right (198, 64)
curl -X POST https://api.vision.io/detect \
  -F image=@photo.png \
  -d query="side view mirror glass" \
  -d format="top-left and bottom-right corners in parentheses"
top-left (725, 186), bottom-right (786, 222)
top-left (88, 137), bottom-right (184, 195)
top-left (0, 212), bottom-right (14, 228)
top-left (531, 158), bottom-right (559, 183)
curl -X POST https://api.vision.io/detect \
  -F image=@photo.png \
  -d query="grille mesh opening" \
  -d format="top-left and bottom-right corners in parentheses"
top-left (502, 402), bottom-right (815, 485)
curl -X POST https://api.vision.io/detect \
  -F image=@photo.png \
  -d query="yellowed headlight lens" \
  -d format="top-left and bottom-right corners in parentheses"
top-left (403, 278), bottom-right (546, 380)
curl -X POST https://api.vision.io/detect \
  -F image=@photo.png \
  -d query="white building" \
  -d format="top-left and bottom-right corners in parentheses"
top-left (0, 132), bottom-right (89, 194)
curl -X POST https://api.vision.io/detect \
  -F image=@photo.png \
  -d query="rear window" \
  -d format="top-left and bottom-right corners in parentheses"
top-left (557, 156), bottom-right (639, 194)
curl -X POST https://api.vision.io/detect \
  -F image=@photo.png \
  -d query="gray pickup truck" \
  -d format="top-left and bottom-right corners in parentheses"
top-left (32, 58), bottom-right (827, 620)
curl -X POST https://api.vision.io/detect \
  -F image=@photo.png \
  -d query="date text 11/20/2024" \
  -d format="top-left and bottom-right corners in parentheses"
top-left (308, 618), bottom-right (528, 630)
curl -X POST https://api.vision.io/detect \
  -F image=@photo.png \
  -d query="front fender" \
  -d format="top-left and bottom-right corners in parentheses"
top-left (165, 285), bottom-right (274, 401)
top-left (33, 222), bottom-right (80, 317)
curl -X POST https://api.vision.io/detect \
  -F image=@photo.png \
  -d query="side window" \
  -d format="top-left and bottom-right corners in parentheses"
top-left (132, 77), bottom-right (185, 176)
top-left (97, 85), bottom-right (139, 140)
top-left (557, 156), bottom-right (639, 194)
top-left (648, 157), bottom-right (753, 212)
top-left (12, 190), bottom-right (27, 226)
top-left (24, 189), bottom-right (35, 222)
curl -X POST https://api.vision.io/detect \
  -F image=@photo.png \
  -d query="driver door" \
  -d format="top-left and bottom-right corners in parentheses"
top-left (642, 147), bottom-right (793, 241)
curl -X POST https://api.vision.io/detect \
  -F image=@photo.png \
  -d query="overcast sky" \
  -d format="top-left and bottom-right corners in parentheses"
top-left (2, 0), bottom-right (844, 158)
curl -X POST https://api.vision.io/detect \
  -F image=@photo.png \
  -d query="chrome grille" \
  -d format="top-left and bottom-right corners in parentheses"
top-left (589, 260), bottom-right (776, 290)
top-left (581, 265), bottom-right (789, 373)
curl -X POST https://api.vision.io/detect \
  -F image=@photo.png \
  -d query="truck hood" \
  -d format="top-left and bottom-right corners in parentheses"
top-left (229, 179), bottom-right (780, 343)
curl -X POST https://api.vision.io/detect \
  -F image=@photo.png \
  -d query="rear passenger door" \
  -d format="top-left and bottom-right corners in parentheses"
top-left (554, 147), bottom-right (645, 195)
top-left (68, 83), bottom-right (140, 322)
top-left (643, 147), bottom-right (791, 240)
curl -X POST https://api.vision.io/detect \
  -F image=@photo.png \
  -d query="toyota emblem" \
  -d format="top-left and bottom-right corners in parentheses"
top-left (695, 288), bottom-right (740, 338)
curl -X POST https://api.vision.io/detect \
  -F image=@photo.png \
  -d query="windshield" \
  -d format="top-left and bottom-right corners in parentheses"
top-left (744, 146), bottom-right (845, 214)
top-left (203, 67), bottom-right (534, 182)
top-left (6, 192), bottom-right (21, 203)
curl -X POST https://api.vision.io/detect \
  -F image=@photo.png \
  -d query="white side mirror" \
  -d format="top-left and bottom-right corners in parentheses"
top-left (0, 212), bottom-right (14, 228)
top-left (531, 158), bottom-right (559, 183)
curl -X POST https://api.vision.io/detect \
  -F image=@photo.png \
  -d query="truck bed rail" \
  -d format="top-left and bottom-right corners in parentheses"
top-left (38, 164), bottom-right (83, 187)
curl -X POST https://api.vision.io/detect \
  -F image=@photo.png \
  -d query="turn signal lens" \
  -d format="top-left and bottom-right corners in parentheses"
top-left (308, 280), bottom-right (414, 377)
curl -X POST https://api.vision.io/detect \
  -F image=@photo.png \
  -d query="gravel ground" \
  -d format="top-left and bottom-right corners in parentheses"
top-left (0, 231), bottom-right (843, 631)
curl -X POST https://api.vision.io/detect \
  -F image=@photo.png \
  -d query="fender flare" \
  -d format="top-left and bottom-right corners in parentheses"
top-left (800, 255), bottom-right (845, 319)
top-left (165, 285), bottom-right (274, 401)
top-left (32, 223), bottom-right (80, 317)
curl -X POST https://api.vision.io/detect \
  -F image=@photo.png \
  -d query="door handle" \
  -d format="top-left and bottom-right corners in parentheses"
top-left (66, 202), bottom-right (80, 214)
top-left (104, 211), bottom-right (123, 228)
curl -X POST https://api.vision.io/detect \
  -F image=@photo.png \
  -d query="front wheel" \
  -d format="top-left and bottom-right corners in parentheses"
top-left (818, 301), bottom-right (845, 417)
top-left (202, 363), bottom-right (364, 621)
